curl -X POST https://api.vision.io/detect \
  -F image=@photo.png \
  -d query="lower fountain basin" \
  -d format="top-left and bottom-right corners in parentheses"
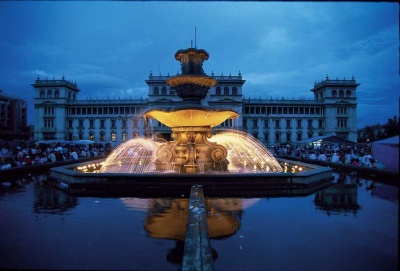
top-left (47, 158), bottom-right (334, 197)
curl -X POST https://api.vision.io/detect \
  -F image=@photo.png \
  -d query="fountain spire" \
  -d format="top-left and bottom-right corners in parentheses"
top-left (166, 47), bottom-right (217, 104)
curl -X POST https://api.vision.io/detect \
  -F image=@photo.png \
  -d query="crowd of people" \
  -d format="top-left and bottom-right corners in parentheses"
top-left (273, 141), bottom-right (383, 169)
top-left (1, 139), bottom-right (384, 170)
top-left (0, 142), bottom-right (108, 170)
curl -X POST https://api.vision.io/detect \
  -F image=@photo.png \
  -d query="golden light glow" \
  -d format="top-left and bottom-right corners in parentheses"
top-left (166, 75), bottom-right (217, 87)
top-left (144, 108), bottom-right (239, 127)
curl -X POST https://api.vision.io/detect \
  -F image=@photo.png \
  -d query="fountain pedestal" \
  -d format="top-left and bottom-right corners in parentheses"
top-left (155, 126), bottom-right (229, 173)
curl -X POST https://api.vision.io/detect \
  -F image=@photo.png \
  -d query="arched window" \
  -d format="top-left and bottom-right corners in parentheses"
top-left (320, 91), bottom-right (324, 98)
top-left (54, 90), bottom-right (60, 98)
top-left (224, 87), bottom-right (229, 95)
top-left (154, 87), bottom-right (159, 95)
top-left (232, 87), bottom-right (238, 95)
top-left (339, 90), bottom-right (344, 98)
top-left (68, 92), bottom-right (71, 100)
top-left (47, 89), bottom-right (52, 98)
top-left (40, 90), bottom-right (45, 98)
top-left (216, 87), bottom-right (221, 95)
top-left (161, 87), bottom-right (167, 95)
top-left (315, 93), bottom-right (319, 100)
top-left (332, 90), bottom-right (337, 98)
top-left (346, 90), bottom-right (351, 98)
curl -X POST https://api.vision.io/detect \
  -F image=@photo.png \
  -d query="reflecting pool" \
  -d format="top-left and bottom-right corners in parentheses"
top-left (0, 172), bottom-right (397, 270)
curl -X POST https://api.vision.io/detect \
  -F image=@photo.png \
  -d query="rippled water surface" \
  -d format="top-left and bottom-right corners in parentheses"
top-left (0, 173), bottom-right (398, 270)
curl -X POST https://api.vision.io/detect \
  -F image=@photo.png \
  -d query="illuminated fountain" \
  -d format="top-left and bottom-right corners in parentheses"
top-left (101, 47), bottom-right (282, 174)
top-left (48, 46), bottom-right (333, 196)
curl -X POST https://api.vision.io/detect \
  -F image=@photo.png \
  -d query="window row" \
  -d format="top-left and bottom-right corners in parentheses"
top-left (243, 106), bottom-right (323, 115)
top-left (67, 119), bottom-right (140, 129)
top-left (332, 89), bottom-right (352, 98)
top-left (215, 86), bottom-right (238, 96)
top-left (337, 106), bottom-right (348, 115)
top-left (252, 132), bottom-right (323, 142)
top-left (68, 106), bottom-right (143, 115)
top-left (39, 89), bottom-right (76, 100)
top-left (44, 107), bottom-right (55, 115)
top-left (151, 86), bottom-right (240, 96)
top-left (44, 119), bottom-right (54, 128)
top-left (153, 87), bottom-right (176, 95)
top-left (68, 132), bottom-right (137, 142)
top-left (39, 89), bottom-right (60, 98)
top-left (337, 118), bottom-right (347, 128)
top-left (243, 119), bottom-right (324, 129)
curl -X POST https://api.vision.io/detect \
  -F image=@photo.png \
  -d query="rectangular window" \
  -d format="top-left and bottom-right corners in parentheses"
top-left (79, 120), bottom-right (83, 127)
top-left (275, 120), bottom-right (280, 128)
top-left (297, 133), bottom-right (301, 141)
top-left (100, 120), bottom-right (105, 128)
top-left (297, 120), bottom-right (302, 128)
top-left (90, 120), bottom-right (94, 128)
top-left (286, 119), bottom-right (291, 128)
top-left (275, 133), bottom-right (280, 142)
top-left (319, 120), bottom-right (323, 128)
top-left (253, 119), bottom-right (257, 127)
top-left (111, 120), bottom-right (116, 128)
top-left (286, 133), bottom-right (291, 142)
top-left (308, 120), bottom-right (312, 128)
top-left (111, 133), bottom-right (116, 141)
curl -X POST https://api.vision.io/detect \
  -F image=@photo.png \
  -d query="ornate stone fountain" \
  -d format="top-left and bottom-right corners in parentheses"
top-left (144, 47), bottom-right (241, 173)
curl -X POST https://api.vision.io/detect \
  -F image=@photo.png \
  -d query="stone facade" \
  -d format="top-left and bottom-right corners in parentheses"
top-left (32, 73), bottom-right (359, 144)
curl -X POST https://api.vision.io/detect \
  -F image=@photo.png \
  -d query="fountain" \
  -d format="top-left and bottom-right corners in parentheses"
top-left (101, 47), bottom-right (282, 174)
top-left (47, 46), bottom-right (333, 196)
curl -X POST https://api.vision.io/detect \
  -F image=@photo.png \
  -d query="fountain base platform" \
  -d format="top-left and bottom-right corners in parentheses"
top-left (47, 158), bottom-right (334, 197)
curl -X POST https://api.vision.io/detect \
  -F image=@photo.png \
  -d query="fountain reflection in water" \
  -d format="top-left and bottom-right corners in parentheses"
top-left (100, 130), bottom-right (282, 174)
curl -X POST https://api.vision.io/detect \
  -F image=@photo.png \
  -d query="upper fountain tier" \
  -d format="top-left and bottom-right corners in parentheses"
top-left (144, 106), bottom-right (239, 128)
top-left (166, 47), bottom-right (218, 104)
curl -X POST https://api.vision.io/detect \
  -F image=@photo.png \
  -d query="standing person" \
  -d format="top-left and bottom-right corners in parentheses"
top-left (363, 152), bottom-right (373, 166)
top-left (48, 151), bottom-right (56, 163)
top-left (331, 153), bottom-right (340, 163)
top-left (318, 152), bottom-right (327, 161)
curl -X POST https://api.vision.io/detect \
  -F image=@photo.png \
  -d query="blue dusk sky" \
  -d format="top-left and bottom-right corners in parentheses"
top-left (0, 1), bottom-right (398, 128)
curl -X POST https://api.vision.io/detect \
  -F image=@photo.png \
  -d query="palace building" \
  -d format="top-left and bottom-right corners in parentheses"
top-left (32, 72), bottom-right (359, 145)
